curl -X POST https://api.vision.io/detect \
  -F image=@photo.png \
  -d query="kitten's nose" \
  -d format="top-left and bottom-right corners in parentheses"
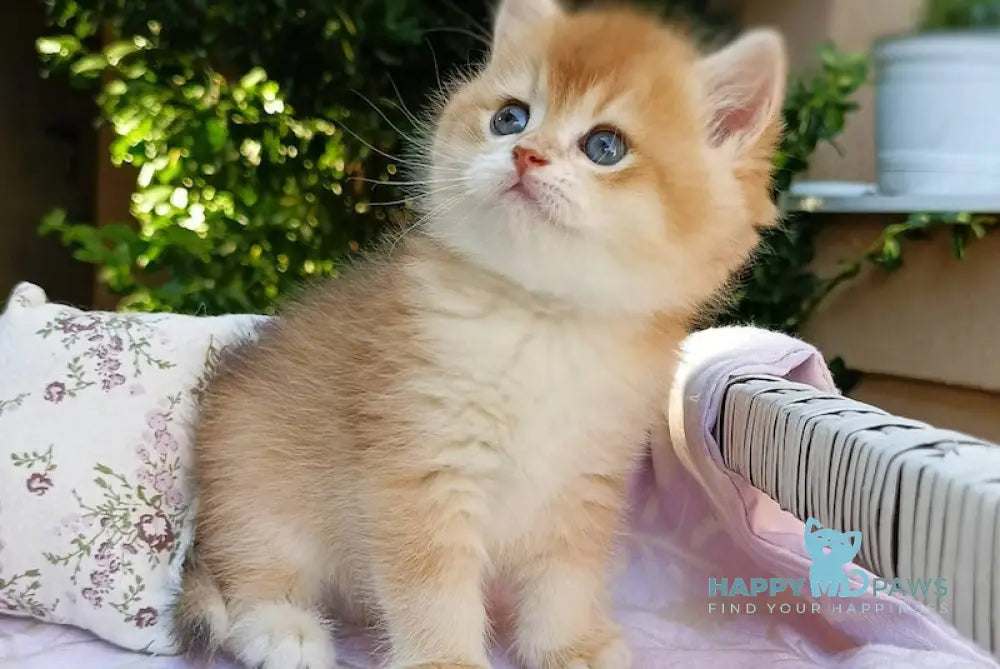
top-left (512, 145), bottom-right (549, 177)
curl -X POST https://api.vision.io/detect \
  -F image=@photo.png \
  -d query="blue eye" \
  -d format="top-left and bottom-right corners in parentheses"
top-left (583, 129), bottom-right (628, 166)
top-left (491, 103), bottom-right (529, 136)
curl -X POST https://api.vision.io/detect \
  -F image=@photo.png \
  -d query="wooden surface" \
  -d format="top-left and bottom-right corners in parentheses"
top-left (805, 217), bottom-right (1000, 394)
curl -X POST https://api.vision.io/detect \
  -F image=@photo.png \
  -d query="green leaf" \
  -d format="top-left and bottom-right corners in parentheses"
top-left (205, 118), bottom-right (228, 151)
top-left (906, 213), bottom-right (932, 230)
top-left (39, 208), bottom-right (68, 234)
top-left (951, 227), bottom-right (970, 260)
top-left (882, 237), bottom-right (901, 258)
top-left (240, 67), bottom-right (267, 90)
top-left (70, 53), bottom-right (108, 76)
top-left (36, 35), bottom-right (81, 57)
top-left (103, 40), bottom-right (139, 64)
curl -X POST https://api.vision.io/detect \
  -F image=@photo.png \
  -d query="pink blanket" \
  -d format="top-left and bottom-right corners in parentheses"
top-left (1, 327), bottom-right (994, 667)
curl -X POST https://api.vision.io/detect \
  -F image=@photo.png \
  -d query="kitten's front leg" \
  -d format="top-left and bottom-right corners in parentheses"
top-left (370, 472), bottom-right (491, 669)
top-left (511, 474), bottom-right (632, 669)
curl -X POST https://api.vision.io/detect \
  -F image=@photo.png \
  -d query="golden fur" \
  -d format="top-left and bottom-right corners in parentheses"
top-left (175, 1), bottom-right (787, 667)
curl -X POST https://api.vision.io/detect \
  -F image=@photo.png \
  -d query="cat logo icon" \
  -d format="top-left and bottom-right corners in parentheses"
top-left (804, 518), bottom-right (868, 598)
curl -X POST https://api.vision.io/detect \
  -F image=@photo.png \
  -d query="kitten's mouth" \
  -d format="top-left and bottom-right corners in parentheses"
top-left (503, 181), bottom-right (540, 206)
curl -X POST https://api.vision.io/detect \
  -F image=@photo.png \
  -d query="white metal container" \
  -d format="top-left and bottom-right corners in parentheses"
top-left (874, 33), bottom-right (1000, 195)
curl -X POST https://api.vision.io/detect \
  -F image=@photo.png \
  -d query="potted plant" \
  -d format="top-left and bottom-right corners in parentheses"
top-left (875, 0), bottom-right (1000, 195)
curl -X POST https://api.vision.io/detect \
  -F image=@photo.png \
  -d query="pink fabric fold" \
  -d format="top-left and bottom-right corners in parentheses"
top-left (1, 326), bottom-right (995, 667)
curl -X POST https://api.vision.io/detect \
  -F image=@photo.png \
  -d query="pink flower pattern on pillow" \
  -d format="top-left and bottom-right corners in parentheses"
top-left (0, 283), bottom-right (265, 652)
top-left (35, 312), bottom-right (173, 401)
top-left (40, 392), bottom-right (188, 628)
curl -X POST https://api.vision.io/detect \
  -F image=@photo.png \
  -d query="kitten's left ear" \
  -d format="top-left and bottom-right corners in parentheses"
top-left (492, 0), bottom-right (563, 54)
top-left (697, 29), bottom-right (787, 152)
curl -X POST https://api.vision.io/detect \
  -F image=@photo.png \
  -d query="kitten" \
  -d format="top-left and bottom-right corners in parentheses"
top-left (174, 1), bottom-right (787, 668)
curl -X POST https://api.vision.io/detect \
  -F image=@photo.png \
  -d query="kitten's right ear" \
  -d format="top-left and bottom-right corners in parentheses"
top-left (805, 518), bottom-right (821, 534)
top-left (697, 29), bottom-right (787, 153)
top-left (492, 0), bottom-right (563, 55)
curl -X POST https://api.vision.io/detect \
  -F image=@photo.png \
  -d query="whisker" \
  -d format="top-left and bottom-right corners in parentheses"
top-left (422, 27), bottom-right (491, 48)
top-left (334, 121), bottom-right (411, 165)
top-left (396, 163), bottom-right (467, 177)
top-left (426, 38), bottom-right (444, 95)
top-left (350, 89), bottom-right (419, 146)
top-left (349, 176), bottom-right (472, 187)
top-left (387, 191), bottom-right (464, 252)
top-left (368, 197), bottom-right (422, 208)
top-left (386, 74), bottom-right (423, 129)
top-left (420, 135), bottom-right (480, 163)
top-left (368, 183), bottom-right (463, 208)
top-left (335, 121), bottom-right (467, 176)
top-left (440, 0), bottom-right (493, 44)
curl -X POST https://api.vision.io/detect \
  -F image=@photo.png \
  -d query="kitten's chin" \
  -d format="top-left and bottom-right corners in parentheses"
top-left (497, 181), bottom-right (546, 216)
top-left (421, 212), bottom-right (686, 316)
top-left (497, 189), bottom-right (577, 236)
top-left (504, 181), bottom-right (533, 200)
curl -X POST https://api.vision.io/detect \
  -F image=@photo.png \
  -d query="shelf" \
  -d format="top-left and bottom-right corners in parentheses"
top-left (781, 182), bottom-right (1000, 214)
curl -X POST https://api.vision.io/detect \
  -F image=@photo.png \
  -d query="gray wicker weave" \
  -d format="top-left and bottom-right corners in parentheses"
top-left (717, 375), bottom-right (1000, 654)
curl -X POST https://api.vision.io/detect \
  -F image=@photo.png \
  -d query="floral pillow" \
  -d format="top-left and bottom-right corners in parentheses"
top-left (0, 282), bottom-right (265, 653)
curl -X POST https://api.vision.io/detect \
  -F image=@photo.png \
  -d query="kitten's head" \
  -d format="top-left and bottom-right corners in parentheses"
top-left (422, 0), bottom-right (786, 314)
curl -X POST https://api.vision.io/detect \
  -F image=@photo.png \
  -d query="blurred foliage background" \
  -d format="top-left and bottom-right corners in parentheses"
top-left (922, 0), bottom-right (1000, 29)
top-left (39, 0), bottom-right (499, 313)
top-left (37, 0), bottom-right (866, 328)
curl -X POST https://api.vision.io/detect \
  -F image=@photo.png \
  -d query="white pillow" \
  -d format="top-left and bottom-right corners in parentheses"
top-left (0, 282), bottom-right (264, 653)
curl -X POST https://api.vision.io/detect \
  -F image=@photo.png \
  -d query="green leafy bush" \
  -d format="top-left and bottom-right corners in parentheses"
top-left (922, 0), bottom-right (1000, 29)
top-left (39, 0), bottom-right (495, 313)
top-left (713, 45), bottom-right (869, 332)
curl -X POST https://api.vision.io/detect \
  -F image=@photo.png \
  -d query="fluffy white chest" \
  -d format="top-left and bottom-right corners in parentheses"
top-left (417, 298), bottom-right (657, 543)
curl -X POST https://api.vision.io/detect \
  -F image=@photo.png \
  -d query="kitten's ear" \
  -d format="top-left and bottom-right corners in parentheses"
top-left (805, 518), bottom-right (821, 534)
top-left (697, 29), bottom-right (787, 152)
top-left (493, 0), bottom-right (563, 53)
top-left (846, 531), bottom-right (862, 549)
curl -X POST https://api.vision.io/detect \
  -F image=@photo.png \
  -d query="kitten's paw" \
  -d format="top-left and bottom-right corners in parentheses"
top-left (404, 664), bottom-right (490, 668)
top-left (227, 601), bottom-right (335, 669)
top-left (535, 633), bottom-right (632, 669)
top-left (563, 635), bottom-right (631, 669)
top-left (392, 663), bottom-right (489, 669)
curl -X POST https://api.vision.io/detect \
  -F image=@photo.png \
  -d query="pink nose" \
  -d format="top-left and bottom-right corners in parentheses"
top-left (512, 145), bottom-right (549, 177)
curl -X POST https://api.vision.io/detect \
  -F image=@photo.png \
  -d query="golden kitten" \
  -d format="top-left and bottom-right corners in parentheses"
top-left (174, 1), bottom-right (787, 668)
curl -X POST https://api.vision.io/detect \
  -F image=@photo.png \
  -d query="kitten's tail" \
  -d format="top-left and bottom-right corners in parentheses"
top-left (173, 549), bottom-right (229, 656)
